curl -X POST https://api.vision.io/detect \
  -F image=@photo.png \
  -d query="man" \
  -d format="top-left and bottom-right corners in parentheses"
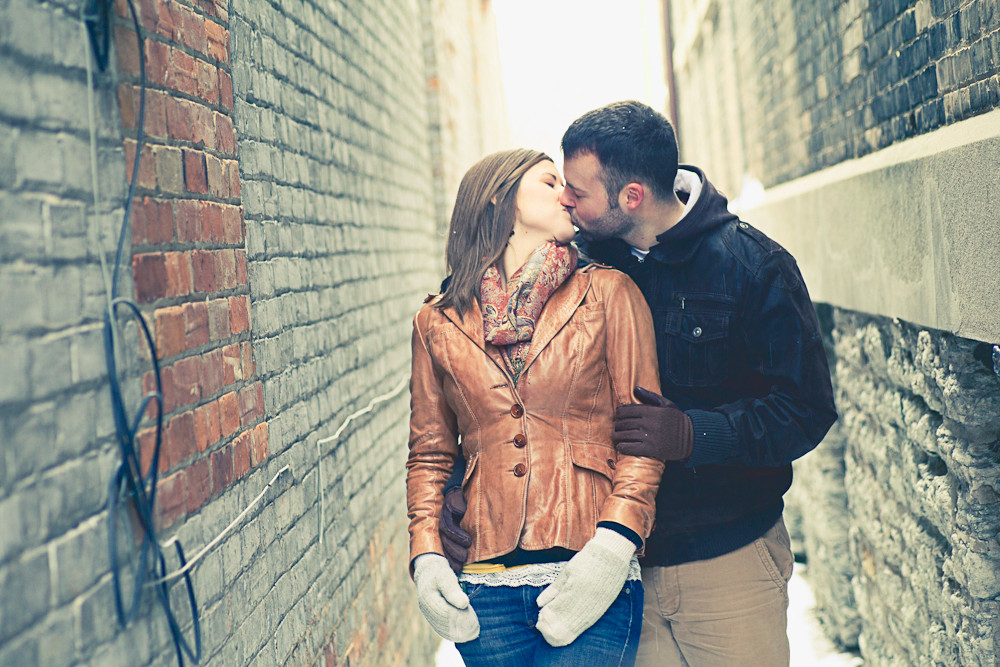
top-left (439, 100), bottom-right (837, 665)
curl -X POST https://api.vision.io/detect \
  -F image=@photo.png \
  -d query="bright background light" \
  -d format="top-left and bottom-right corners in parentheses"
top-left (492, 0), bottom-right (669, 167)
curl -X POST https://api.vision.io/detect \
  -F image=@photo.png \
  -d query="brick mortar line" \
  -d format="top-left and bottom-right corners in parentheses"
top-left (121, 185), bottom-right (241, 208)
top-left (0, 108), bottom-right (125, 143)
top-left (0, 373), bottom-right (118, 418)
top-left (123, 0), bottom-right (230, 31)
top-left (251, 279), bottom-right (432, 309)
top-left (234, 88), bottom-right (429, 163)
top-left (230, 23), bottom-right (426, 130)
top-left (0, 254), bottom-right (127, 270)
top-left (135, 284), bottom-right (250, 309)
top-left (235, 143), bottom-right (429, 182)
top-left (114, 78), bottom-right (235, 125)
top-left (143, 353), bottom-right (257, 418)
top-left (246, 0), bottom-right (418, 100)
top-left (2, 179), bottom-right (127, 206)
top-left (232, 84), bottom-right (428, 146)
top-left (241, 222), bottom-right (437, 239)
top-left (0, 43), bottom-right (106, 81)
top-left (238, 196), bottom-right (433, 219)
top-left (328, 0), bottom-right (430, 82)
top-left (156, 415), bottom-right (266, 502)
top-left (247, 289), bottom-right (419, 340)
top-left (243, 246), bottom-right (437, 263)
top-left (805, 83), bottom-right (940, 133)
top-left (256, 341), bottom-right (411, 415)
top-left (113, 14), bottom-right (232, 73)
top-left (249, 310), bottom-right (413, 352)
top-left (254, 338), bottom-right (411, 395)
top-left (236, 157), bottom-right (430, 197)
top-left (0, 439), bottom-right (117, 516)
top-left (233, 411), bottom-right (409, 665)
top-left (131, 240), bottom-right (249, 254)
top-left (121, 132), bottom-right (241, 163)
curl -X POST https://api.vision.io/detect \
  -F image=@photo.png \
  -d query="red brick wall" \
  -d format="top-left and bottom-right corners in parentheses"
top-left (113, 0), bottom-right (267, 529)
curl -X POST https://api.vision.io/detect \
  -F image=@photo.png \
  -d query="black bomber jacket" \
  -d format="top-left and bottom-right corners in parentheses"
top-left (580, 165), bottom-right (838, 566)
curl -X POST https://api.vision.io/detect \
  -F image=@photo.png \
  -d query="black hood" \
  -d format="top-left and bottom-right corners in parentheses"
top-left (579, 165), bottom-right (737, 266)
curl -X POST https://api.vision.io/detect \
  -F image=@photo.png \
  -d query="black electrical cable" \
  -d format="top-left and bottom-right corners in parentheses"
top-left (85, 0), bottom-right (202, 664)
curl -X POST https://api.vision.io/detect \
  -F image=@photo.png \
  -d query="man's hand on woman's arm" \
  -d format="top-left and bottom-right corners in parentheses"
top-left (612, 386), bottom-right (694, 461)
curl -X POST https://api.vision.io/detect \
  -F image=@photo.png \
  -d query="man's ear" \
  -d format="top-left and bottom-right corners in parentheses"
top-left (621, 183), bottom-right (644, 211)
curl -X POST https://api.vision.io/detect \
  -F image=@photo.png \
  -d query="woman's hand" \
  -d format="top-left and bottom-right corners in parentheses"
top-left (535, 527), bottom-right (635, 646)
top-left (413, 553), bottom-right (480, 643)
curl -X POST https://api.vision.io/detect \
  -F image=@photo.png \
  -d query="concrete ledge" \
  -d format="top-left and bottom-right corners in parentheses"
top-left (744, 108), bottom-right (1000, 342)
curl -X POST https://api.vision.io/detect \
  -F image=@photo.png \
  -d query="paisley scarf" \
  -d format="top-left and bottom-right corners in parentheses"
top-left (481, 242), bottom-right (578, 383)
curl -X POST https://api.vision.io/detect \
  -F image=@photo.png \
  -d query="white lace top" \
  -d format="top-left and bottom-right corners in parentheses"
top-left (458, 555), bottom-right (642, 588)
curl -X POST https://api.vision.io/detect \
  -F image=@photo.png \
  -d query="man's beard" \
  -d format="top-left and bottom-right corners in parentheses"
top-left (572, 204), bottom-right (632, 242)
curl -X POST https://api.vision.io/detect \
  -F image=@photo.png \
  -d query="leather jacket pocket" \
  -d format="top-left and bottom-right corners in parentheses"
top-left (568, 442), bottom-right (617, 481)
top-left (569, 442), bottom-right (616, 511)
top-left (660, 300), bottom-right (733, 387)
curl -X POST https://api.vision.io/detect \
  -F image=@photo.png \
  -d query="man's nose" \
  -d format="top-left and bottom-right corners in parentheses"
top-left (558, 188), bottom-right (574, 207)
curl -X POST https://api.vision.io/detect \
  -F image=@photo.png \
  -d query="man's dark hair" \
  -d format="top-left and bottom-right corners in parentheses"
top-left (561, 100), bottom-right (679, 205)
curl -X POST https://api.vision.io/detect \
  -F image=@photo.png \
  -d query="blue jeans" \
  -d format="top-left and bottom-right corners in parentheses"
top-left (455, 581), bottom-right (643, 666)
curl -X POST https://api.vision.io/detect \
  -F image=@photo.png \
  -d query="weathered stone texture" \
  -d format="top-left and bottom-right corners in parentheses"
top-left (793, 308), bottom-right (1000, 665)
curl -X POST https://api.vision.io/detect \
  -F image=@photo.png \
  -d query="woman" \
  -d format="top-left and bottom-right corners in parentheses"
top-left (406, 148), bottom-right (663, 666)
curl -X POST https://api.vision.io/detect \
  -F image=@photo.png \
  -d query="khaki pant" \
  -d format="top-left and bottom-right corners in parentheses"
top-left (636, 518), bottom-right (793, 667)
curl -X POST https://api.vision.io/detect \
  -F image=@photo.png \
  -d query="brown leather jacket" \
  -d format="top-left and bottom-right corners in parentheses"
top-left (406, 264), bottom-right (664, 567)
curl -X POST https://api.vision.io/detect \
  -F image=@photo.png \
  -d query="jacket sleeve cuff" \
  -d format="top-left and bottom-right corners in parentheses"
top-left (597, 521), bottom-right (643, 550)
top-left (685, 409), bottom-right (737, 467)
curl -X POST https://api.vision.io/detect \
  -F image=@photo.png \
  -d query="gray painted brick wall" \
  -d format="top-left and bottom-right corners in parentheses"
top-left (1, 0), bottom-right (504, 665)
top-left (0, 1), bottom-right (140, 664)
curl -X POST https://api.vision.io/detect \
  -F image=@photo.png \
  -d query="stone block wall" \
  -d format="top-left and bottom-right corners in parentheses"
top-left (0, 0), bottom-right (505, 665)
top-left (789, 307), bottom-right (1000, 662)
top-left (832, 310), bottom-right (1000, 665)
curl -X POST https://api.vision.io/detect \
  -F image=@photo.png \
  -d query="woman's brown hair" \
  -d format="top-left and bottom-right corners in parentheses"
top-left (436, 148), bottom-right (551, 317)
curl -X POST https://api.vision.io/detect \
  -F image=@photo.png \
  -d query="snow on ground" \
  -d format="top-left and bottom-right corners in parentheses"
top-left (435, 563), bottom-right (863, 666)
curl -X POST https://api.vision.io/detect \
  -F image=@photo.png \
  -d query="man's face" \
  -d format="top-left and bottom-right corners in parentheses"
top-left (560, 151), bottom-right (633, 242)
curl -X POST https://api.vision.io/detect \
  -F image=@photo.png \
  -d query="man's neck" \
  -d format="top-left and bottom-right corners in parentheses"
top-left (620, 195), bottom-right (686, 252)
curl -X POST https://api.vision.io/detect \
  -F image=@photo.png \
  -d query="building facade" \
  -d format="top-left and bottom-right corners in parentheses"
top-left (668, 0), bottom-right (1000, 663)
top-left (0, 0), bottom-right (506, 664)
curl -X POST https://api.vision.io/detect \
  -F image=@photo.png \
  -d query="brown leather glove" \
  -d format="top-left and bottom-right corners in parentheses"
top-left (613, 386), bottom-right (694, 461)
top-left (439, 487), bottom-right (472, 573)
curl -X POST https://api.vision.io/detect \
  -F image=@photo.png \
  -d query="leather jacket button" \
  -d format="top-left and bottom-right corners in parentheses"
top-left (510, 404), bottom-right (524, 418)
top-left (607, 459), bottom-right (617, 470)
top-left (513, 434), bottom-right (527, 448)
top-left (513, 463), bottom-right (526, 477)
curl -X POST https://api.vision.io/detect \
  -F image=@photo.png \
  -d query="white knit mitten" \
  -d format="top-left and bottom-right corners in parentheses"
top-left (535, 528), bottom-right (635, 647)
top-left (413, 553), bottom-right (480, 643)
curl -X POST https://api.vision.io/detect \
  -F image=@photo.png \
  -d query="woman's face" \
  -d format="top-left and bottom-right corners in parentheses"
top-left (513, 160), bottom-right (576, 244)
